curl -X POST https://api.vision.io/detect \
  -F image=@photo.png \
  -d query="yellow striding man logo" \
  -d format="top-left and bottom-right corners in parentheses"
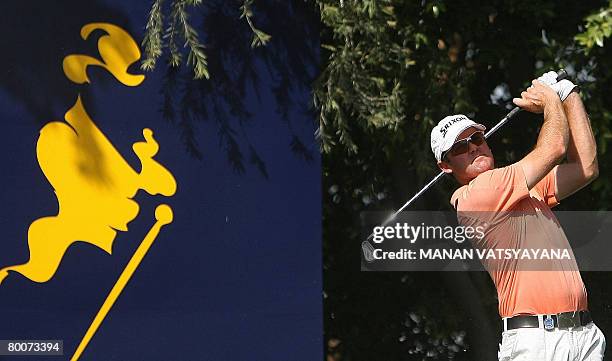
top-left (0, 23), bottom-right (177, 361)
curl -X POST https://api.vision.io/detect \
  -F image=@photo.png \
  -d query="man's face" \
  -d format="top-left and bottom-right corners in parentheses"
top-left (438, 127), bottom-right (495, 184)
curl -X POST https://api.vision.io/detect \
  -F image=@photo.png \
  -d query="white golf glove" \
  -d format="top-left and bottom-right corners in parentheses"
top-left (537, 70), bottom-right (579, 101)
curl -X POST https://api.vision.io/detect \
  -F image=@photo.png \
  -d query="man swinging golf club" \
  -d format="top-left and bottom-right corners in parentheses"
top-left (431, 71), bottom-right (606, 360)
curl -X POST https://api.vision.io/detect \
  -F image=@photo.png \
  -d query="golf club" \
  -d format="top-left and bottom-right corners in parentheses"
top-left (362, 68), bottom-right (569, 262)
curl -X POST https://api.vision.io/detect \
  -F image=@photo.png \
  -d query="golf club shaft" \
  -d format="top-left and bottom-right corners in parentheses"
top-left (365, 69), bottom-right (568, 242)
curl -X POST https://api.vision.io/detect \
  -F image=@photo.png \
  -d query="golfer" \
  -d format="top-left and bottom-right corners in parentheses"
top-left (430, 71), bottom-right (606, 360)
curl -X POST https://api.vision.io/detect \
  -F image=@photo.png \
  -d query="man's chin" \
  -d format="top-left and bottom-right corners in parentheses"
top-left (471, 157), bottom-right (494, 174)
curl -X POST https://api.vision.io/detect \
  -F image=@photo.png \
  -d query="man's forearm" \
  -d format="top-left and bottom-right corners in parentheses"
top-left (562, 92), bottom-right (598, 177)
top-left (514, 80), bottom-right (570, 189)
top-left (537, 96), bottom-right (569, 160)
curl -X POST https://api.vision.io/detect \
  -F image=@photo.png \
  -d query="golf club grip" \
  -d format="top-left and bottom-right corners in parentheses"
top-left (555, 68), bottom-right (568, 81)
top-left (485, 68), bottom-right (568, 139)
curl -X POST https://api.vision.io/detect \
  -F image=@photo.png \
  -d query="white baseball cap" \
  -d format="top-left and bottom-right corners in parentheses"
top-left (430, 114), bottom-right (486, 161)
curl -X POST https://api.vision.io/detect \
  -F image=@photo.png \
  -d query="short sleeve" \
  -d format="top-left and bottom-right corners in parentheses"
top-left (533, 167), bottom-right (560, 207)
top-left (451, 164), bottom-right (530, 212)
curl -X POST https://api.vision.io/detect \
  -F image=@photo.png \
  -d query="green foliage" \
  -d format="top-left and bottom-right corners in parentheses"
top-left (141, 0), bottom-right (165, 71)
top-left (315, 1), bottom-right (416, 154)
top-left (575, 0), bottom-right (612, 52)
top-left (141, 0), bottom-right (209, 78)
top-left (175, 0), bottom-right (209, 79)
top-left (240, 0), bottom-right (272, 47)
top-left (141, 0), bottom-right (272, 79)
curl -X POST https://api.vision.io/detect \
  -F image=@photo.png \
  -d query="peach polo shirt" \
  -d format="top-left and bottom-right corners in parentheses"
top-left (450, 164), bottom-right (588, 318)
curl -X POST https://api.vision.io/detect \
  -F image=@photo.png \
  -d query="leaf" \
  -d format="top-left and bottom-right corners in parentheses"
top-left (382, 6), bottom-right (394, 16)
top-left (596, 33), bottom-right (605, 47)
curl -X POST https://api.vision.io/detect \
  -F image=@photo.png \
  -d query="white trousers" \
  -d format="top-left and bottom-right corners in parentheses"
top-left (498, 322), bottom-right (606, 361)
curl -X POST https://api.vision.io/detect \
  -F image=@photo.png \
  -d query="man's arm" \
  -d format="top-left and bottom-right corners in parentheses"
top-left (552, 92), bottom-right (599, 200)
top-left (513, 80), bottom-right (570, 189)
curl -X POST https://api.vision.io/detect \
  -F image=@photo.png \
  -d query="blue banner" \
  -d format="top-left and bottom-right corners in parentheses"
top-left (0, 2), bottom-right (321, 360)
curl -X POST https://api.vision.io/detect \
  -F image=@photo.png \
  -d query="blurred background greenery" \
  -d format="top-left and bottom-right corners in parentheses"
top-left (142, 0), bottom-right (612, 359)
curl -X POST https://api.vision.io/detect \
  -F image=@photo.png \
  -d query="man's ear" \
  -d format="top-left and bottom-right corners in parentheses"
top-left (438, 160), bottom-right (453, 174)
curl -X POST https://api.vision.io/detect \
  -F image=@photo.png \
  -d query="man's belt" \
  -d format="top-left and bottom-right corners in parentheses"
top-left (503, 310), bottom-right (592, 331)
